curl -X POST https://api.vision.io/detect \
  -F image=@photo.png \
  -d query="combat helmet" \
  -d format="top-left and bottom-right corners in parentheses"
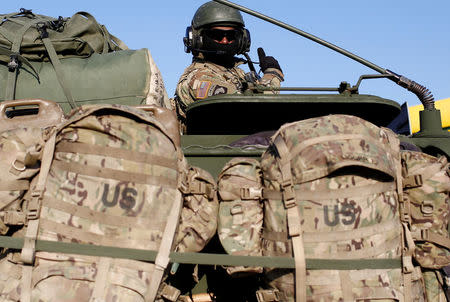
top-left (183, 1), bottom-right (251, 55)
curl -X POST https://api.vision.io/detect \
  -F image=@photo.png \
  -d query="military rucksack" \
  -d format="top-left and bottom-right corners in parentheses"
top-left (0, 103), bottom-right (218, 302)
top-left (401, 150), bottom-right (450, 301)
top-left (241, 114), bottom-right (426, 302)
top-left (217, 157), bottom-right (264, 277)
top-left (0, 99), bottom-right (64, 235)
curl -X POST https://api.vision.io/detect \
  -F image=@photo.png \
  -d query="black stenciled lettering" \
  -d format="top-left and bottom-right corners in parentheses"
top-left (340, 203), bottom-right (356, 225)
top-left (101, 183), bottom-right (120, 207)
top-left (120, 187), bottom-right (138, 210)
top-left (323, 205), bottom-right (339, 226)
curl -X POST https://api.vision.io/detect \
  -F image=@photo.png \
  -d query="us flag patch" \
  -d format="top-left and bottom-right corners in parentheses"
top-left (196, 81), bottom-right (211, 99)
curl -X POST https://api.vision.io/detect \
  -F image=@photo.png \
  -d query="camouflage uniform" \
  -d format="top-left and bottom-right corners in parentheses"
top-left (175, 56), bottom-right (284, 120)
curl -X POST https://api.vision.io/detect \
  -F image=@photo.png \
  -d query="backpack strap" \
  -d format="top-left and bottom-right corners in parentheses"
top-left (20, 131), bottom-right (56, 302)
top-left (4, 18), bottom-right (42, 101)
top-left (272, 134), bottom-right (306, 302)
top-left (386, 129), bottom-right (414, 302)
top-left (145, 187), bottom-right (183, 301)
top-left (36, 23), bottom-right (77, 109)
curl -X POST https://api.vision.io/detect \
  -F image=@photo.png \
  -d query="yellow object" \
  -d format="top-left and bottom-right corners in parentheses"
top-left (409, 98), bottom-right (450, 133)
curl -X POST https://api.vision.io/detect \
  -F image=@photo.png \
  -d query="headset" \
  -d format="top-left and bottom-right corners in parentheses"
top-left (183, 25), bottom-right (251, 55)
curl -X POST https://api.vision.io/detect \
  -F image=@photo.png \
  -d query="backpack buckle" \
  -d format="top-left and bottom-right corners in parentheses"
top-left (240, 187), bottom-right (262, 200)
top-left (7, 54), bottom-right (18, 71)
top-left (281, 180), bottom-right (296, 208)
top-left (26, 190), bottom-right (43, 221)
top-left (36, 22), bottom-right (49, 39)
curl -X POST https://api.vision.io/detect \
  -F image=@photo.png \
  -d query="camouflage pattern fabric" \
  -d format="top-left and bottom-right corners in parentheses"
top-left (0, 104), bottom-right (189, 302)
top-left (401, 150), bottom-right (450, 269)
top-left (401, 151), bottom-right (450, 302)
top-left (175, 165), bottom-right (218, 253)
top-left (145, 49), bottom-right (171, 109)
top-left (259, 114), bottom-right (426, 301)
top-left (0, 127), bottom-right (46, 234)
top-left (175, 57), bottom-right (283, 116)
top-left (217, 157), bottom-right (264, 277)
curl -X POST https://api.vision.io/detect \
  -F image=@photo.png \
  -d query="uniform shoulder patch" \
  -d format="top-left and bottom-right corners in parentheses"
top-left (196, 81), bottom-right (212, 99)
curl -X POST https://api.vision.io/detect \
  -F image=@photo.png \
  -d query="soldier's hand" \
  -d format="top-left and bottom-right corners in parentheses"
top-left (257, 47), bottom-right (282, 73)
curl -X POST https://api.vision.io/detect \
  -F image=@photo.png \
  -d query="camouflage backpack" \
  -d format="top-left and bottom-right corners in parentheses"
top-left (0, 99), bottom-right (64, 235)
top-left (401, 150), bottom-right (450, 301)
top-left (257, 114), bottom-right (426, 302)
top-left (0, 104), bottom-right (218, 302)
top-left (217, 157), bottom-right (264, 277)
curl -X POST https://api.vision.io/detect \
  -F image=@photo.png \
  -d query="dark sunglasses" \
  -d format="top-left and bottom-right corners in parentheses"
top-left (204, 29), bottom-right (239, 41)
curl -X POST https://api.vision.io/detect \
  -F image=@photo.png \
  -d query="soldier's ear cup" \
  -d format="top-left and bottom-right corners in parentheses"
top-left (240, 28), bottom-right (251, 54)
top-left (184, 26), bottom-right (204, 54)
top-left (184, 26), bottom-right (250, 55)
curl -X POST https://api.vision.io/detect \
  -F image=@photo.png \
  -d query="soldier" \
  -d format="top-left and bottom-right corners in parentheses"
top-left (175, 1), bottom-right (284, 127)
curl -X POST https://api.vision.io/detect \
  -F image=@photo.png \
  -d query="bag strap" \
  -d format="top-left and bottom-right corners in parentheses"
top-left (37, 23), bottom-right (77, 109)
top-left (272, 134), bottom-right (307, 302)
top-left (20, 131), bottom-right (56, 302)
top-left (4, 17), bottom-right (43, 101)
top-left (145, 188), bottom-right (183, 301)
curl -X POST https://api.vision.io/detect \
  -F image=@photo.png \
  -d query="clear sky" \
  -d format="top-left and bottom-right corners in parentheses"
top-left (3, 0), bottom-right (449, 107)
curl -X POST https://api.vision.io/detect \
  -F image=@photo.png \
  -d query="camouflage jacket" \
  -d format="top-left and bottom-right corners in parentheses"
top-left (175, 57), bottom-right (284, 118)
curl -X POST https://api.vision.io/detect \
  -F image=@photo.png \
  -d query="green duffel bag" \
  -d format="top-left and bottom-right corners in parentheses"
top-left (0, 48), bottom-right (170, 113)
top-left (0, 9), bottom-right (128, 106)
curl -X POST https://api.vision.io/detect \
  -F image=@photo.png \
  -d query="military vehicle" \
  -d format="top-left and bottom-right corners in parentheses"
top-left (0, 0), bottom-right (448, 301)
top-left (176, 0), bottom-right (450, 299)
top-left (181, 0), bottom-right (449, 173)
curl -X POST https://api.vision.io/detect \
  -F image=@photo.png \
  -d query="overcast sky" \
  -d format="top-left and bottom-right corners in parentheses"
top-left (3, 0), bottom-right (449, 107)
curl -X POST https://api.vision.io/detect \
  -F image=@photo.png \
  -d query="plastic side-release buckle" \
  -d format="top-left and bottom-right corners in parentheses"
top-left (159, 282), bottom-right (181, 302)
top-left (402, 255), bottom-right (414, 274)
top-left (404, 174), bottom-right (423, 188)
top-left (281, 180), bottom-right (296, 208)
top-left (240, 187), bottom-right (262, 200)
top-left (26, 190), bottom-right (43, 221)
top-left (7, 53), bottom-right (18, 71)
top-left (256, 289), bottom-right (283, 302)
top-left (1, 211), bottom-right (26, 225)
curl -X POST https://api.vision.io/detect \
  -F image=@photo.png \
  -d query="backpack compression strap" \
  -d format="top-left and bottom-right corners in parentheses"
top-left (20, 131), bottom-right (56, 302)
top-left (272, 134), bottom-right (307, 302)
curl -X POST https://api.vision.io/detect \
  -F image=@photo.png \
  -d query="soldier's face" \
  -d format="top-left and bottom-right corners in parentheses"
top-left (205, 26), bottom-right (238, 44)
